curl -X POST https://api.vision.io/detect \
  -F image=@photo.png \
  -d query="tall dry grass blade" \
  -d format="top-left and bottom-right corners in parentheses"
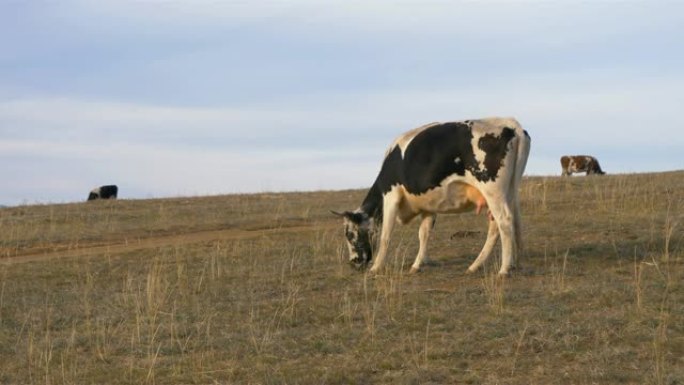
top-left (482, 267), bottom-right (506, 314)
top-left (633, 252), bottom-right (644, 313)
top-left (510, 322), bottom-right (530, 376)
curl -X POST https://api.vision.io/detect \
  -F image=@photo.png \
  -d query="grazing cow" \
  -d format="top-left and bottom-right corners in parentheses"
top-left (560, 155), bottom-right (605, 176)
top-left (333, 117), bottom-right (531, 276)
top-left (87, 185), bottom-right (118, 201)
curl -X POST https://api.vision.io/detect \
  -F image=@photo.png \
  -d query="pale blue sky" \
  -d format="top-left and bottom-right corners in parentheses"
top-left (1, 1), bottom-right (683, 205)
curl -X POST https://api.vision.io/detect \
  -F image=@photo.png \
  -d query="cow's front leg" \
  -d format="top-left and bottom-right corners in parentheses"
top-left (368, 216), bottom-right (395, 274)
top-left (410, 214), bottom-right (436, 273)
top-left (368, 195), bottom-right (399, 274)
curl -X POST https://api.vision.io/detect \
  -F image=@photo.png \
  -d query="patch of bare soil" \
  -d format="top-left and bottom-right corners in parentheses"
top-left (0, 222), bottom-right (337, 265)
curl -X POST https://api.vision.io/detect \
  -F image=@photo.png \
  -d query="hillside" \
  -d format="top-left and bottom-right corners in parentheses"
top-left (0, 171), bottom-right (682, 384)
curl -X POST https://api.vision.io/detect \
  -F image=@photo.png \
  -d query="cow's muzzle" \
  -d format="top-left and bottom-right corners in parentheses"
top-left (349, 255), bottom-right (370, 271)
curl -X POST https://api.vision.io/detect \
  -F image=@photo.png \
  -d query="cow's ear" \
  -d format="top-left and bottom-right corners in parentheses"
top-left (331, 210), bottom-right (353, 219)
top-left (330, 210), bottom-right (347, 218)
top-left (331, 210), bottom-right (363, 224)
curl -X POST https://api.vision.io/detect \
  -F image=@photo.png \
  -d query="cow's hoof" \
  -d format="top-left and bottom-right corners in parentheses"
top-left (465, 267), bottom-right (477, 274)
top-left (409, 266), bottom-right (421, 274)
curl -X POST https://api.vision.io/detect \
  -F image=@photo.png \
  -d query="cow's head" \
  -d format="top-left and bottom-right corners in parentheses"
top-left (331, 210), bottom-right (373, 270)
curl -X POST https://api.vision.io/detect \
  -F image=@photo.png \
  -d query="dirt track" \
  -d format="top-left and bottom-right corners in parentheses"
top-left (0, 222), bottom-right (337, 265)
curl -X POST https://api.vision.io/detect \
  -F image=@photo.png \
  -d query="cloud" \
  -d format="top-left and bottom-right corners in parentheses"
top-left (1, 1), bottom-right (682, 204)
top-left (4, 1), bottom-right (681, 108)
top-left (63, 1), bottom-right (682, 38)
top-left (0, 97), bottom-right (389, 150)
top-left (2, 65), bottom-right (682, 151)
top-left (2, 65), bottom-right (681, 179)
top-left (9, 1), bottom-right (682, 67)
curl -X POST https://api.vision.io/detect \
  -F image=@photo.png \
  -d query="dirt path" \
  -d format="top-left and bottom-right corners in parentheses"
top-left (1, 222), bottom-right (338, 265)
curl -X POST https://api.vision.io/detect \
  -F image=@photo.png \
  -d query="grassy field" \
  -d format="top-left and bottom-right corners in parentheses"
top-left (0, 171), bottom-right (682, 384)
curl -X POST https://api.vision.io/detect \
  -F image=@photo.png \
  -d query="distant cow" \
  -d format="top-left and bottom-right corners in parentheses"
top-left (333, 117), bottom-right (531, 276)
top-left (87, 185), bottom-right (118, 201)
top-left (560, 155), bottom-right (605, 176)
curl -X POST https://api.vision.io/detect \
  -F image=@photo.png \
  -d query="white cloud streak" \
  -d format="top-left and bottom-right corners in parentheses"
top-left (2, 68), bottom-right (681, 146)
top-left (0, 137), bottom-right (379, 204)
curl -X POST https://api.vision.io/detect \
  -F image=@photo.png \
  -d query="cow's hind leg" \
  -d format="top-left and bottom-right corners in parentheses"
top-left (482, 196), bottom-right (517, 276)
top-left (410, 213), bottom-right (436, 273)
top-left (466, 217), bottom-right (499, 273)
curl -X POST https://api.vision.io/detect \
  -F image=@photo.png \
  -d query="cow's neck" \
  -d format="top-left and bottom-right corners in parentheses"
top-left (360, 181), bottom-right (384, 223)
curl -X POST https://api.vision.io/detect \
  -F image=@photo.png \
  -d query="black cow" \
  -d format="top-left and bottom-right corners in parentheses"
top-left (87, 185), bottom-right (118, 201)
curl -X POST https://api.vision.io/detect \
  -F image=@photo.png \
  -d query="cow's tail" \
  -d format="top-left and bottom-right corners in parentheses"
top-left (509, 120), bottom-right (531, 264)
top-left (513, 128), bottom-right (531, 193)
top-left (504, 119), bottom-right (530, 195)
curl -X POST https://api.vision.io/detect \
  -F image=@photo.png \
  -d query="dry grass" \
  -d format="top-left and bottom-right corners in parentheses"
top-left (0, 171), bottom-right (683, 384)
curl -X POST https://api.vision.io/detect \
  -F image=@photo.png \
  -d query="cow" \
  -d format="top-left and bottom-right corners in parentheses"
top-left (560, 155), bottom-right (605, 176)
top-left (87, 185), bottom-right (118, 201)
top-left (333, 117), bottom-right (531, 276)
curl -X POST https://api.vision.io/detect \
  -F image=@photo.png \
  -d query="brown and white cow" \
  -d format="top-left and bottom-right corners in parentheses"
top-left (333, 117), bottom-right (531, 276)
top-left (560, 155), bottom-right (605, 176)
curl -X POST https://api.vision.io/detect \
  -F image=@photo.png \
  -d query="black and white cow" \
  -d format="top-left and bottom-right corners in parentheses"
top-left (333, 118), bottom-right (531, 276)
top-left (560, 155), bottom-right (605, 176)
top-left (87, 185), bottom-right (118, 201)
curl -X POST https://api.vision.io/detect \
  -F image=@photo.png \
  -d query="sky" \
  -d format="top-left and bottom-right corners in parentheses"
top-left (1, 1), bottom-right (683, 205)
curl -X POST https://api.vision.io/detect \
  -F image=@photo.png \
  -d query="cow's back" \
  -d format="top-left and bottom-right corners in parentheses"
top-left (373, 118), bottom-right (526, 201)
